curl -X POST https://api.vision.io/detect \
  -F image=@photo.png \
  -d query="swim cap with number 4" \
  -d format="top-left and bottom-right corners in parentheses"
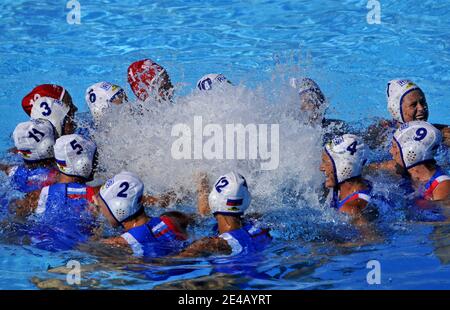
top-left (393, 121), bottom-right (441, 169)
top-left (208, 172), bottom-right (251, 215)
top-left (54, 134), bottom-right (96, 179)
top-left (325, 134), bottom-right (368, 184)
top-left (99, 171), bottom-right (144, 224)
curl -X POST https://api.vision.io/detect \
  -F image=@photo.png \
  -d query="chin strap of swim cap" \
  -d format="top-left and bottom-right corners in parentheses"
top-left (393, 121), bottom-right (442, 169)
top-left (387, 79), bottom-right (420, 123)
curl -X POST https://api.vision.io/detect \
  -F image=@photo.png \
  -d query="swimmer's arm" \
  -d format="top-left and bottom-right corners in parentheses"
top-left (366, 160), bottom-right (396, 173)
top-left (439, 126), bottom-right (450, 147)
top-left (100, 237), bottom-right (133, 254)
top-left (176, 237), bottom-right (231, 258)
top-left (196, 173), bottom-right (210, 216)
top-left (340, 199), bottom-right (369, 224)
top-left (12, 190), bottom-right (40, 218)
top-left (7, 147), bottom-right (17, 155)
top-left (433, 181), bottom-right (450, 201)
top-left (433, 123), bottom-right (449, 130)
top-left (142, 191), bottom-right (180, 208)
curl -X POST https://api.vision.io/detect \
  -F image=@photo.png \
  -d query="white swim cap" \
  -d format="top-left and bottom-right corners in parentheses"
top-left (85, 82), bottom-right (127, 122)
top-left (54, 134), bottom-right (96, 179)
top-left (387, 79), bottom-right (421, 123)
top-left (393, 121), bottom-right (441, 169)
top-left (325, 134), bottom-right (368, 184)
top-left (13, 119), bottom-right (56, 162)
top-left (99, 171), bottom-right (144, 224)
top-left (30, 96), bottom-right (70, 137)
top-left (197, 74), bottom-right (230, 91)
top-left (208, 172), bottom-right (251, 216)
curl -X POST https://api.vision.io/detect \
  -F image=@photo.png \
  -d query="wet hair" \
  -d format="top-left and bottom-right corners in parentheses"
top-left (299, 78), bottom-right (326, 108)
top-left (161, 211), bottom-right (192, 231)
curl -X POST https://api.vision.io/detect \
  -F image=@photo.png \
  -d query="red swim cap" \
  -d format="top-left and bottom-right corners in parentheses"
top-left (127, 59), bottom-right (168, 101)
top-left (22, 84), bottom-right (66, 116)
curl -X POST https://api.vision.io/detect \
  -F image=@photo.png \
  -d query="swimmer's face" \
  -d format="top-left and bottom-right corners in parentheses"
top-left (300, 91), bottom-right (325, 123)
top-left (401, 90), bottom-right (428, 122)
top-left (111, 92), bottom-right (128, 105)
top-left (92, 193), bottom-right (120, 227)
top-left (390, 140), bottom-right (403, 167)
top-left (320, 151), bottom-right (336, 188)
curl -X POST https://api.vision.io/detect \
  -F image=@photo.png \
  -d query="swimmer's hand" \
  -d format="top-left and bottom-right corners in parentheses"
top-left (0, 163), bottom-right (10, 174)
top-left (366, 160), bottom-right (397, 173)
top-left (175, 237), bottom-right (231, 258)
top-left (12, 190), bottom-right (40, 218)
top-left (196, 172), bottom-right (210, 216)
top-left (142, 191), bottom-right (181, 208)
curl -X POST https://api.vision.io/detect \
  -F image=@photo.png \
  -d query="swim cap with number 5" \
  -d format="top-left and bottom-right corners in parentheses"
top-left (54, 134), bottom-right (97, 179)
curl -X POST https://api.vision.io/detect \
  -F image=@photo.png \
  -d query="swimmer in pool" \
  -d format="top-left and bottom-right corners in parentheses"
top-left (5, 85), bottom-right (78, 155)
top-left (292, 78), bottom-right (350, 140)
top-left (85, 82), bottom-right (128, 125)
top-left (9, 134), bottom-right (101, 251)
top-left (0, 119), bottom-right (59, 198)
top-left (178, 171), bottom-right (272, 258)
top-left (12, 134), bottom-right (99, 218)
top-left (366, 79), bottom-right (449, 159)
top-left (390, 121), bottom-right (450, 202)
top-left (127, 59), bottom-right (174, 103)
top-left (22, 84), bottom-right (77, 117)
top-left (320, 134), bottom-right (377, 224)
top-left (196, 73), bottom-right (231, 91)
top-left (29, 94), bottom-right (77, 138)
top-left (92, 171), bottom-right (191, 258)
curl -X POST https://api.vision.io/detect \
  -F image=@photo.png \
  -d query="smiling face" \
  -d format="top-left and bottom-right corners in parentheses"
top-left (92, 193), bottom-right (120, 227)
top-left (401, 89), bottom-right (428, 122)
top-left (320, 151), bottom-right (336, 188)
top-left (390, 139), bottom-right (403, 167)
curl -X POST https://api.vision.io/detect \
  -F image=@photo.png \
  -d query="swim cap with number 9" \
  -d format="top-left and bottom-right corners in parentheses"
top-left (393, 121), bottom-right (441, 169)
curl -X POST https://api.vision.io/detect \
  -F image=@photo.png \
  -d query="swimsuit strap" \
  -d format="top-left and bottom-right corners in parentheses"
top-left (423, 169), bottom-right (450, 200)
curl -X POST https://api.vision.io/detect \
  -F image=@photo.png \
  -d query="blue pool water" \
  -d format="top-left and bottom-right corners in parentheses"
top-left (1, 0), bottom-right (450, 289)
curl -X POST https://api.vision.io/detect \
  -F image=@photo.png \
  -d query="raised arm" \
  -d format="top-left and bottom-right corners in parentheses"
top-left (196, 172), bottom-right (211, 216)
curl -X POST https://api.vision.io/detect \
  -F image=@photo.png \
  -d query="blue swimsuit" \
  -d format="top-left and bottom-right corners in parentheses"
top-left (218, 223), bottom-right (272, 256)
top-left (120, 216), bottom-right (188, 258)
top-left (8, 165), bottom-right (58, 193)
top-left (27, 182), bottom-right (97, 251)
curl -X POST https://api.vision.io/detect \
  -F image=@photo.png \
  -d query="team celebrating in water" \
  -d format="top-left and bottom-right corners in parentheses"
top-left (0, 58), bottom-right (449, 262)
